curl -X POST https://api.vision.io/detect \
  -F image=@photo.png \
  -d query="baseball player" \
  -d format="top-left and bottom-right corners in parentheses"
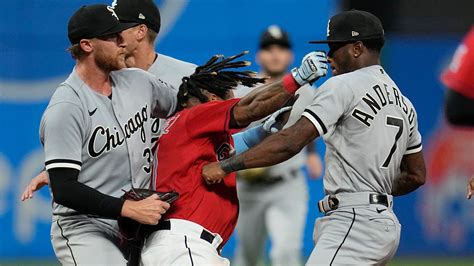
top-left (202, 10), bottom-right (427, 265)
top-left (21, 0), bottom-right (197, 202)
top-left (234, 25), bottom-right (322, 266)
top-left (441, 26), bottom-right (474, 126)
top-left (42, 5), bottom-right (177, 264)
top-left (21, 0), bottom-right (285, 201)
top-left (439, 27), bottom-right (474, 200)
top-left (141, 50), bottom-right (328, 265)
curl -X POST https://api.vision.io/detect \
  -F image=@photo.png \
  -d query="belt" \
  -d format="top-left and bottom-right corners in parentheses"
top-left (318, 192), bottom-right (393, 214)
top-left (155, 220), bottom-right (215, 244)
top-left (148, 219), bottom-right (224, 251)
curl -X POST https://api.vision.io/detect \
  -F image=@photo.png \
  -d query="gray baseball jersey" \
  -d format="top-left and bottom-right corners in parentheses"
top-left (41, 68), bottom-right (177, 218)
top-left (302, 65), bottom-right (422, 195)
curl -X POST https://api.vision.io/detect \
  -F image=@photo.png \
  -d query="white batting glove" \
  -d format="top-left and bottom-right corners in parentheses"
top-left (262, 106), bottom-right (293, 133)
top-left (291, 51), bottom-right (328, 85)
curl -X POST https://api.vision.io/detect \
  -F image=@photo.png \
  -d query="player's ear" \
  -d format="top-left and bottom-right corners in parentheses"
top-left (136, 24), bottom-right (147, 41)
top-left (79, 39), bottom-right (93, 53)
top-left (353, 41), bottom-right (363, 58)
top-left (208, 93), bottom-right (222, 102)
top-left (289, 50), bottom-right (295, 66)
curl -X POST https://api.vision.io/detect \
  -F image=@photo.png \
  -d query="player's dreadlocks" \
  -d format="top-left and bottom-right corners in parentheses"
top-left (177, 51), bottom-right (266, 110)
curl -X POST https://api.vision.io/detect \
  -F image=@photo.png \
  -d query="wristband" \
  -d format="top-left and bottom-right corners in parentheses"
top-left (219, 157), bottom-right (245, 174)
top-left (282, 73), bottom-right (300, 94)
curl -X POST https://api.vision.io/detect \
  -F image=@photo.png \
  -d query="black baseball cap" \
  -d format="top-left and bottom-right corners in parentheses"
top-left (309, 10), bottom-right (384, 44)
top-left (68, 4), bottom-right (138, 45)
top-left (113, 0), bottom-right (161, 33)
top-left (259, 25), bottom-right (292, 50)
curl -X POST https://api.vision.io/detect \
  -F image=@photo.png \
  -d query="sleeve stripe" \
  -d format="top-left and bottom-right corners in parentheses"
top-left (405, 143), bottom-right (422, 155)
top-left (303, 109), bottom-right (327, 134)
top-left (46, 159), bottom-right (82, 166)
top-left (45, 159), bottom-right (82, 171)
top-left (45, 162), bottom-right (82, 171)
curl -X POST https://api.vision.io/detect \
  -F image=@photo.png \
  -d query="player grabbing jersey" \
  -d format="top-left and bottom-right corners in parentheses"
top-left (140, 50), bottom-right (328, 265)
top-left (202, 10), bottom-right (426, 265)
top-left (41, 5), bottom-right (174, 265)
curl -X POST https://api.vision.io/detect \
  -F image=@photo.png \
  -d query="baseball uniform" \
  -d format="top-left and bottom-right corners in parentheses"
top-left (141, 98), bottom-right (244, 266)
top-left (303, 65), bottom-right (422, 265)
top-left (234, 84), bottom-right (315, 266)
top-left (42, 68), bottom-right (177, 265)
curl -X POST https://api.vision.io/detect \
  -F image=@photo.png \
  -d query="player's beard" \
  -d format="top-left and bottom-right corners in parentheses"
top-left (94, 46), bottom-right (127, 72)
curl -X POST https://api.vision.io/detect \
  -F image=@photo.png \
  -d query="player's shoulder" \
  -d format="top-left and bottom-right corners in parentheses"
top-left (156, 54), bottom-right (197, 69)
top-left (48, 82), bottom-right (83, 110)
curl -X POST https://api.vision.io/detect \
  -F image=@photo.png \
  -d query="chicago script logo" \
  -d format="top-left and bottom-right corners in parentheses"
top-left (88, 105), bottom-right (148, 158)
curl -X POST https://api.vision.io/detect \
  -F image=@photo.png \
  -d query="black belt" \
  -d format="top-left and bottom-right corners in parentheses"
top-left (155, 220), bottom-right (215, 245)
top-left (318, 193), bottom-right (390, 213)
top-left (369, 194), bottom-right (389, 207)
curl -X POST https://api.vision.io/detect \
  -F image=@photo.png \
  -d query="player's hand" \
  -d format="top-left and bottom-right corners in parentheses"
top-left (291, 51), bottom-right (328, 85)
top-left (262, 106), bottom-right (293, 133)
top-left (202, 162), bottom-right (226, 185)
top-left (121, 194), bottom-right (170, 225)
top-left (306, 153), bottom-right (323, 179)
top-left (467, 176), bottom-right (474, 200)
top-left (21, 171), bottom-right (49, 201)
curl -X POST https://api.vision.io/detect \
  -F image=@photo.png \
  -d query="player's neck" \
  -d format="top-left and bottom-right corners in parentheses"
top-left (126, 43), bottom-right (156, 71)
top-left (75, 61), bottom-right (112, 96)
top-left (356, 55), bottom-right (381, 70)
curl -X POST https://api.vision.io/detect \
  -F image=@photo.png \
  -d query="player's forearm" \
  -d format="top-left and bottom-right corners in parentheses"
top-left (232, 125), bottom-right (268, 154)
top-left (391, 172), bottom-right (425, 196)
top-left (49, 168), bottom-right (124, 218)
top-left (222, 122), bottom-right (313, 172)
top-left (391, 154), bottom-right (426, 196)
top-left (233, 75), bottom-right (298, 127)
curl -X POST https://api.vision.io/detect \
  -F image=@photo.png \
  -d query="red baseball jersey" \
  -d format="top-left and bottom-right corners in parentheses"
top-left (441, 27), bottom-right (474, 99)
top-left (154, 98), bottom-right (242, 245)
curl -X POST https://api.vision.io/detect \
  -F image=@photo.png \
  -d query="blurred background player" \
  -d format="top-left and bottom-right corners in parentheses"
top-left (441, 26), bottom-right (474, 127)
top-left (233, 25), bottom-right (323, 266)
top-left (438, 26), bottom-right (474, 199)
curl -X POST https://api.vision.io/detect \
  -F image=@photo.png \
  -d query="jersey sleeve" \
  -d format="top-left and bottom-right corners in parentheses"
top-left (148, 73), bottom-right (179, 118)
top-left (40, 102), bottom-right (85, 171)
top-left (185, 98), bottom-right (241, 138)
top-left (301, 78), bottom-right (354, 136)
top-left (441, 27), bottom-right (474, 99)
top-left (405, 107), bottom-right (423, 155)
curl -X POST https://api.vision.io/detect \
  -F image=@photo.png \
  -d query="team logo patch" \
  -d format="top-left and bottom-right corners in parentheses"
top-left (216, 143), bottom-right (235, 161)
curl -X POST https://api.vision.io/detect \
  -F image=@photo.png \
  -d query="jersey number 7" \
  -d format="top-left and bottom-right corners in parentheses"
top-left (382, 116), bottom-right (403, 168)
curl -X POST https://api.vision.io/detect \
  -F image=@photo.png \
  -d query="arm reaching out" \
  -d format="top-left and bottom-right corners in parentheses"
top-left (21, 171), bottom-right (49, 201)
top-left (203, 117), bottom-right (319, 184)
top-left (231, 51), bottom-right (327, 128)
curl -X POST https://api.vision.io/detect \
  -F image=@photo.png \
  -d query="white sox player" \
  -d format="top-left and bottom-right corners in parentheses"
top-left (42, 5), bottom-right (174, 265)
top-left (202, 10), bottom-right (426, 265)
top-left (234, 25), bottom-right (322, 266)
